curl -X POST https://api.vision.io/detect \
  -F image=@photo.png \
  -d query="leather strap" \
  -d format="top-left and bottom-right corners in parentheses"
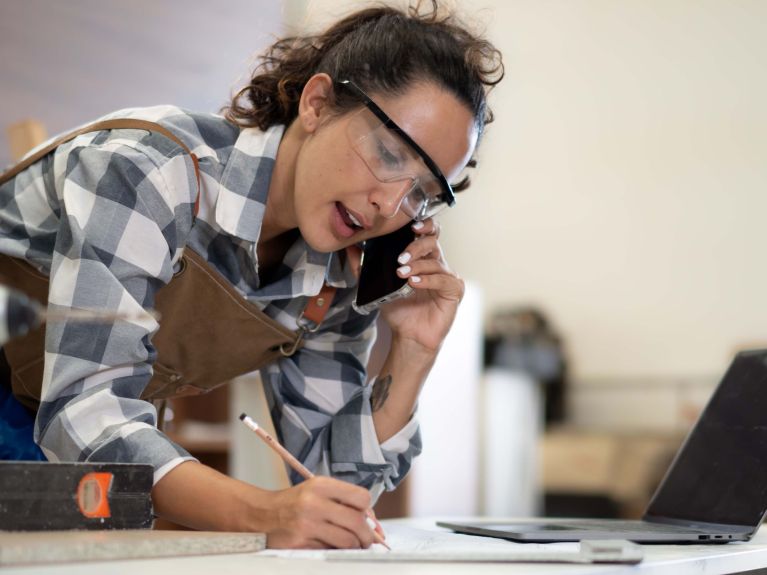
top-left (1, 119), bottom-right (201, 208)
top-left (303, 283), bottom-right (337, 325)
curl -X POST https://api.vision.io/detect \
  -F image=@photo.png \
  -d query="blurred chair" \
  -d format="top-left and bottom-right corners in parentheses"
top-left (230, 373), bottom-right (291, 490)
top-left (6, 119), bottom-right (48, 161)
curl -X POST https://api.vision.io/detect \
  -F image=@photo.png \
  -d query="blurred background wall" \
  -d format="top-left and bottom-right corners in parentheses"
top-left (0, 0), bottom-right (282, 163)
top-left (292, 0), bottom-right (767, 389)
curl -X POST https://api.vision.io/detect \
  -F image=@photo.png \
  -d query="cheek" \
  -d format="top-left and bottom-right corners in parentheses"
top-left (331, 143), bottom-right (367, 187)
top-left (296, 138), bottom-right (358, 201)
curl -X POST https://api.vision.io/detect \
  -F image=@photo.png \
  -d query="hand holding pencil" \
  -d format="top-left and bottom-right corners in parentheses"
top-left (239, 413), bottom-right (390, 550)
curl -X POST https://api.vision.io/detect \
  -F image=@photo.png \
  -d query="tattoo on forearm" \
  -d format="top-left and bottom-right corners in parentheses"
top-left (370, 374), bottom-right (392, 412)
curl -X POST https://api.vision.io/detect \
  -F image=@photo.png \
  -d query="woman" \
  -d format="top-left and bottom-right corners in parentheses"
top-left (0, 1), bottom-right (502, 548)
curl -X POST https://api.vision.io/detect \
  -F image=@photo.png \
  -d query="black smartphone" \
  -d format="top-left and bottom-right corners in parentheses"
top-left (352, 223), bottom-right (416, 315)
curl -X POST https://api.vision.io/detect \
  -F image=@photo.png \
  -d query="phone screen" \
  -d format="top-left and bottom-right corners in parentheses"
top-left (353, 223), bottom-right (415, 315)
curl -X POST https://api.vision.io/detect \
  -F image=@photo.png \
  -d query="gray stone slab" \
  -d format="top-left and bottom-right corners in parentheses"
top-left (0, 530), bottom-right (266, 566)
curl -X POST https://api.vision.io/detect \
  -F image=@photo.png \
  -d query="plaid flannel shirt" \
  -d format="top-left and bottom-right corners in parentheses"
top-left (0, 105), bottom-right (421, 493)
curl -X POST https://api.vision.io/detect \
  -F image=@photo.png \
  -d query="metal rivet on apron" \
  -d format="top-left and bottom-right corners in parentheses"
top-left (316, 297), bottom-right (325, 307)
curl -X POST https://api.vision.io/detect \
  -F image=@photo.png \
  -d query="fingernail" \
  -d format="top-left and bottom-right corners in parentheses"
top-left (398, 265), bottom-right (411, 276)
top-left (398, 252), bottom-right (411, 264)
top-left (412, 221), bottom-right (424, 230)
top-left (410, 275), bottom-right (421, 283)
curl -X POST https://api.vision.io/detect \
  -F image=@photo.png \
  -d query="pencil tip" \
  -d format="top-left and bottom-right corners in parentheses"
top-left (239, 413), bottom-right (247, 420)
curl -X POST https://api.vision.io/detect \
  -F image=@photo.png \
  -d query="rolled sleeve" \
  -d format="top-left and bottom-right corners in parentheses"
top-left (34, 136), bottom-right (197, 484)
top-left (37, 383), bottom-right (197, 483)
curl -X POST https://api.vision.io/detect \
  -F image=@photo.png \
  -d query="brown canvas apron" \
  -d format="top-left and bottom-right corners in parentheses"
top-left (0, 119), bottom-right (336, 411)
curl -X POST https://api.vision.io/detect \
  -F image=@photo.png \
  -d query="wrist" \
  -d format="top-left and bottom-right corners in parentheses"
top-left (389, 334), bottom-right (439, 367)
top-left (236, 482), bottom-right (281, 533)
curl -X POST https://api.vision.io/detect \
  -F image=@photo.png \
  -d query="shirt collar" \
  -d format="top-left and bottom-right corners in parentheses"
top-left (215, 124), bottom-right (355, 294)
top-left (216, 123), bottom-right (284, 244)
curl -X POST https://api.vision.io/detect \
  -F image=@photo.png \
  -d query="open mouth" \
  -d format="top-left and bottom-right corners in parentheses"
top-left (337, 202), bottom-right (364, 230)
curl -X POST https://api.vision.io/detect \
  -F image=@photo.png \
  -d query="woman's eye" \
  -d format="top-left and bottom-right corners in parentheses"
top-left (409, 186), bottom-right (427, 203)
top-left (375, 139), bottom-right (402, 167)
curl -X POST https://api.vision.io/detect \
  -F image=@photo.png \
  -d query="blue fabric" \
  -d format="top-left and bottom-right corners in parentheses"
top-left (0, 381), bottom-right (45, 460)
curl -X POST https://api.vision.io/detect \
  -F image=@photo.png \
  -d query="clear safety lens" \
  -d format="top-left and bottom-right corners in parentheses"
top-left (347, 108), bottom-right (448, 221)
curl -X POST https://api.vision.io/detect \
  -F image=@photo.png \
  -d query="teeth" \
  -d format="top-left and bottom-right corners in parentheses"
top-left (346, 209), bottom-right (362, 228)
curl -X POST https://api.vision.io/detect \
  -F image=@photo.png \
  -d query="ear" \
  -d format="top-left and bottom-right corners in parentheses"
top-left (297, 73), bottom-right (334, 133)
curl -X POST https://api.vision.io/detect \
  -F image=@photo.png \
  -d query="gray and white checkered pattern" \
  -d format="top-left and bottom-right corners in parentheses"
top-left (0, 105), bottom-right (421, 491)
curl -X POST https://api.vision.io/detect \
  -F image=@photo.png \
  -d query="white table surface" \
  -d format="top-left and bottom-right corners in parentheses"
top-left (3, 518), bottom-right (767, 575)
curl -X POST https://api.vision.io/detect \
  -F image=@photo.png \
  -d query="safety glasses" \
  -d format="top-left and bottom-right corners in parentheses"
top-left (336, 79), bottom-right (456, 221)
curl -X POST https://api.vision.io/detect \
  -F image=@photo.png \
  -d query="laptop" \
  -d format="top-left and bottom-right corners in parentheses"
top-left (439, 349), bottom-right (767, 543)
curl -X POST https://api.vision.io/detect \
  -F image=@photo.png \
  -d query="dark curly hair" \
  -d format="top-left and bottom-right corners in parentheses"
top-left (223, 1), bottom-right (504, 189)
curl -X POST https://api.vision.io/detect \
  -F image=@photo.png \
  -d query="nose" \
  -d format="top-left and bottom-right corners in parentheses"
top-left (371, 179), bottom-right (414, 219)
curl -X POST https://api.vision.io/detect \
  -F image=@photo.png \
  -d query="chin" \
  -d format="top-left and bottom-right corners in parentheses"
top-left (300, 226), bottom-right (345, 254)
top-left (299, 206), bottom-right (356, 253)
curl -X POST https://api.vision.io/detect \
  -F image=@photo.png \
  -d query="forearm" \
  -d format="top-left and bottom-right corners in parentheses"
top-left (371, 336), bottom-right (436, 443)
top-left (152, 460), bottom-right (273, 532)
top-left (151, 460), bottom-right (378, 549)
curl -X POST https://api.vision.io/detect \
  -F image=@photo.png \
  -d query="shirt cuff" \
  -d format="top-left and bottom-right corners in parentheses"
top-left (153, 454), bottom-right (199, 485)
top-left (83, 425), bottom-right (199, 487)
top-left (379, 413), bottom-right (420, 454)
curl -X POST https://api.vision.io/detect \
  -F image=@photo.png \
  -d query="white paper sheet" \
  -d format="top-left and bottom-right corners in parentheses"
top-left (257, 525), bottom-right (586, 562)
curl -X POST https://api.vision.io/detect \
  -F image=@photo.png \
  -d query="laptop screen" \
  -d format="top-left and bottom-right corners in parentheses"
top-left (646, 350), bottom-right (767, 528)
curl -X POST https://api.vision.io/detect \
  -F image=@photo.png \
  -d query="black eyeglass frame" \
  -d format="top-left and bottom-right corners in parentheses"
top-left (336, 79), bottom-right (456, 209)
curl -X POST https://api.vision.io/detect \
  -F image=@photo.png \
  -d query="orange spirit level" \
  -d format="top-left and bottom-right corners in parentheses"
top-left (0, 462), bottom-right (153, 530)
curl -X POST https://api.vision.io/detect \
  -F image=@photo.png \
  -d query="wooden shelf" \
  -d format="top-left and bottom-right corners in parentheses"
top-left (166, 432), bottom-right (230, 454)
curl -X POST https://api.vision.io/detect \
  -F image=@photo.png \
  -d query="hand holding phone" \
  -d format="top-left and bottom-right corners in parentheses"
top-left (352, 223), bottom-right (415, 315)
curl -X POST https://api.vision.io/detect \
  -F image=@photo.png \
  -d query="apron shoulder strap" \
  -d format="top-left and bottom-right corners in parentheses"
top-left (0, 118), bottom-right (201, 214)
